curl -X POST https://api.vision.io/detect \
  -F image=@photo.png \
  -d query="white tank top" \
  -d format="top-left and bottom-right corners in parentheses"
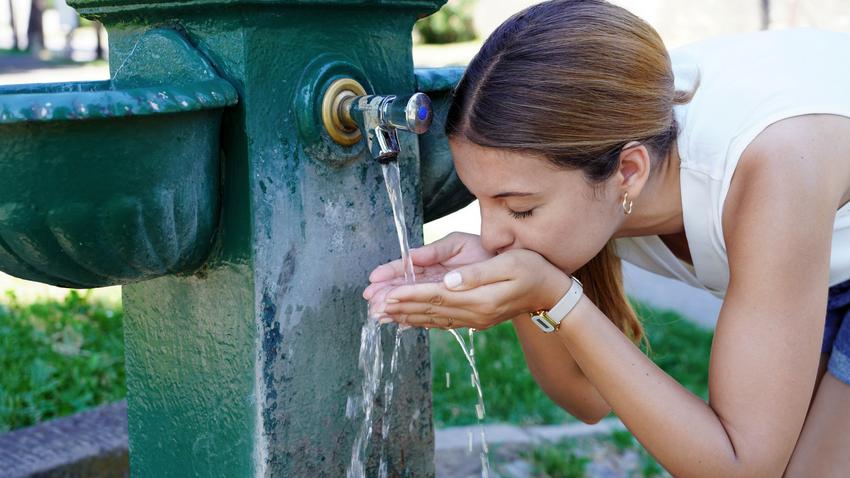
top-left (614, 28), bottom-right (850, 299)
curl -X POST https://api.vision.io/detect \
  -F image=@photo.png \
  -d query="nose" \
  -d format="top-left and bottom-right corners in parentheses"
top-left (479, 207), bottom-right (514, 255)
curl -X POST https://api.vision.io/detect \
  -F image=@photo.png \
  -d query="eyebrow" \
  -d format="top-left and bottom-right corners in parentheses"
top-left (492, 191), bottom-right (536, 199)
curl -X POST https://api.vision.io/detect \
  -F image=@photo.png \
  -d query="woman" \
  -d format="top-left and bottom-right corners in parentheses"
top-left (362, 0), bottom-right (850, 475)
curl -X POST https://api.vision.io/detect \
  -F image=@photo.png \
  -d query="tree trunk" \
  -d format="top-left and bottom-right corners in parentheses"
top-left (26, 0), bottom-right (44, 53)
top-left (7, 0), bottom-right (18, 50)
top-left (94, 20), bottom-right (105, 59)
top-left (760, 0), bottom-right (770, 30)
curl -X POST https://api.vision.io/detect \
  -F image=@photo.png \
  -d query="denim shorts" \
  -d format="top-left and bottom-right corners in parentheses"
top-left (822, 276), bottom-right (850, 386)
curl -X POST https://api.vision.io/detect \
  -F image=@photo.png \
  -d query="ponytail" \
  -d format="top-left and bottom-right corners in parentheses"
top-left (572, 240), bottom-right (648, 350)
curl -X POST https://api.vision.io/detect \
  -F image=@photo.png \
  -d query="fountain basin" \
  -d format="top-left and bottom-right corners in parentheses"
top-left (0, 29), bottom-right (238, 288)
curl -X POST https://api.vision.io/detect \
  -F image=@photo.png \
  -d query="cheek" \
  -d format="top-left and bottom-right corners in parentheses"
top-left (535, 205), bottom-right (616, 273)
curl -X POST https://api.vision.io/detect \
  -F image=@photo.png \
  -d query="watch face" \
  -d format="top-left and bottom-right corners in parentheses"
top-left (531, 314), bottom-right (556, 333)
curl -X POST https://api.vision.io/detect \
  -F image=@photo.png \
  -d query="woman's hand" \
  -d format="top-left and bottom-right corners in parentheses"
top-left (368, 244), bottom-right (573, 331)
top-left (363, 232), bottom-right (494, 322)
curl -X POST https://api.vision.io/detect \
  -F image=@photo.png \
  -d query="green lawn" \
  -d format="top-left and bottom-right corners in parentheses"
top-left (430, 300), bottom-right (713, 427)
top-left (0, 291), bottom-right (712, 435)
top-left (0, 290), bottom-right (125, 433)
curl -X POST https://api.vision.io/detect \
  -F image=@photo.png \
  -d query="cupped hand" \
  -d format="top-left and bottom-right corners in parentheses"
top-left (370, 247), bottom-right (573, 331)
top-left (363, 232), bottom-right (494, 323)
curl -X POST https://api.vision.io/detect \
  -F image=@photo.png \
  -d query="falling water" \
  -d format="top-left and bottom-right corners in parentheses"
top-left (346, 161), bottom-right (414, 478)
top-left (448, 328), bottom-right (490, 476)
top-left (346, 318), bottom-right (383, 478)
top-left (347, 161), bottom-right (490, 478)
top-left (377, 161), bottom-right (415, 478)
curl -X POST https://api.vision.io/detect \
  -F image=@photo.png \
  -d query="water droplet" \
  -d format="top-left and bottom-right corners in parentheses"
top-left (345, 395), bottom-right (357, 419)
top-left (445, 372), bottom-right (451, 388)
top-left (467, 430), bottom-right (473, 454)
top-left (481, 453), bottom-right (491, 478)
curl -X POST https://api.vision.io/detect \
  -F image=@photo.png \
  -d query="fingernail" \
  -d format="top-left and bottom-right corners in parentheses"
top-left (379, 316), bottom-right (395, 324)
top-left (385, 298), bottom-right (399, 304)
top-left (444, 271), bottom-right (462, 289)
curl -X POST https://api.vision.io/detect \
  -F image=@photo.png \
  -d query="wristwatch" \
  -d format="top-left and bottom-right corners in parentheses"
top-left (529, 275), bottom-right (584, 333)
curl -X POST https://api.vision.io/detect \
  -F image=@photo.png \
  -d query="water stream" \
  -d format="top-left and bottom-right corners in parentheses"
top-left (346, 161), bottom-right (490, 477)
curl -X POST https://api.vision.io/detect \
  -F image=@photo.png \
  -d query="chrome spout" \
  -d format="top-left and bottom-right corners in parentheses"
top-left (322, 78), bottom-right (433, 164)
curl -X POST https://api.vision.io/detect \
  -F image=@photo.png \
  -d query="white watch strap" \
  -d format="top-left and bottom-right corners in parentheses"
top-left (548, 276), bottom-right (583, 325)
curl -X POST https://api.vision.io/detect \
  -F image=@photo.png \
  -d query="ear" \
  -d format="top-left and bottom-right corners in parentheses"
top-left (615, 141), bottom-right (652, 198)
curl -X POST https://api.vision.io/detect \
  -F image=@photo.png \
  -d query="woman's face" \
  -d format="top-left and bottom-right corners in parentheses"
top-left (449, 137), bottom-right (624, 274)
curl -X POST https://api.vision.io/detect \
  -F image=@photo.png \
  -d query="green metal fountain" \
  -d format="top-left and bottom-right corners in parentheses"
top-left (0, 1), bottom-right (474, 476)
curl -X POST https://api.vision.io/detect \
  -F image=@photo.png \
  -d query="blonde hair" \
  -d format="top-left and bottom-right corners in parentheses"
top-left (445, 0), bottom-right (698, 346)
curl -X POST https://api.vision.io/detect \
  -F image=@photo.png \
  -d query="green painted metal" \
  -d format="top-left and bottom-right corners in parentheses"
top-left (4, 0), bottom-right (460, 476)
top-left (414, 67), bottom-right (475, 222)
top-left (0, 28), bottom-right (237, 288)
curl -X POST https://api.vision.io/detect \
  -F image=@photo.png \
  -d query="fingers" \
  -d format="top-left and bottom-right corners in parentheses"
top-left (408, 233), bottom-right (463, 266)
top-left (367, 284), bottom-right (399, 317)
top-left (368, 233), bottom-right (466, 283)
top-left (369, 260), bottom-right (425, 283)
top-left (390, 314), bottom-right (470, 330)
top-left (379, 301), bottom-right (480, 323)
top-left (363, 268), bottom-right (448, 301)
top-left (442, 253), bottom-right (516, 292)
top-left (363, 277), bottom-right (407, 301)
top-left (383, 282), bottom-right (474, 309)
top-left (385, 281), bottom-right (515, 317)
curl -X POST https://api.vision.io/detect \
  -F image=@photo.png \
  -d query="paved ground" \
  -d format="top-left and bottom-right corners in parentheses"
top-left (435, 419), bottom-right (673, 478)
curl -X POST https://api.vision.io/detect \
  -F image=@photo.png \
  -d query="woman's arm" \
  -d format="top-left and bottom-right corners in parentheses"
top-left (554, 138), bottom-right (839, 477)
top-left (511, 313), bottom-right (611, 423)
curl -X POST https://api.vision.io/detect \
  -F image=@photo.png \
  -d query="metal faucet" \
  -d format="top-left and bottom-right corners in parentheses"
top-left (322, 79), bottom-right (433, 163)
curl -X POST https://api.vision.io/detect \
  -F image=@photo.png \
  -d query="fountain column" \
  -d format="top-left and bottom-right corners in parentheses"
top-left (66, 1), bottom-right (448, 475)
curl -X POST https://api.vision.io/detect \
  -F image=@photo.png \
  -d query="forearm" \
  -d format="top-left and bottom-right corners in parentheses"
top-left (557, 297), bottom-right (766, 478)
top-left (511, 314), bottom-right (611, 423)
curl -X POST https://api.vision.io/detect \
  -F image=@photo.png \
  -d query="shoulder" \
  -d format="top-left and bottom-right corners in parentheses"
top-left (723, 114), bottom-right (850, 242)
top-left (720, 115), bottom-right (847, 292)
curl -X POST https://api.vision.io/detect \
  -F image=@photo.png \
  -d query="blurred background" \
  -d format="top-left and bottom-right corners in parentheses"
top-left (2, 1), bottom-right (850, 475)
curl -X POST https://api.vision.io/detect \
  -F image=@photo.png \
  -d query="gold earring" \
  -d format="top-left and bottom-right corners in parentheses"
top-left (622, 192), bottom-right (634, 215)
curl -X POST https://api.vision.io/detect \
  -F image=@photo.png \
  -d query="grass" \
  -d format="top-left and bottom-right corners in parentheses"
top-left (429, 299), bottom-right (713, 427)
top-left (0, 290), bottom-right (125, 433)
top-left (517, 430), bottom-right (669, 478)
top-left (0, 48), bottom-right (29, 56)
top-left (605, 429), bottom-right (667, 478)
top-left (524, 438), bottom-right (593, 478)
top-left (0, 287), bottom-right (712, 448)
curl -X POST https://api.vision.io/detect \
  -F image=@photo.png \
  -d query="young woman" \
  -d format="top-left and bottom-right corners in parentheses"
top-left (362, 0), bottom-right (850, 475)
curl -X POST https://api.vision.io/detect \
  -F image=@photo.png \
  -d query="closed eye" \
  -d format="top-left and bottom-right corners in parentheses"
top-left (509, 208), bottom-right (534, 219)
